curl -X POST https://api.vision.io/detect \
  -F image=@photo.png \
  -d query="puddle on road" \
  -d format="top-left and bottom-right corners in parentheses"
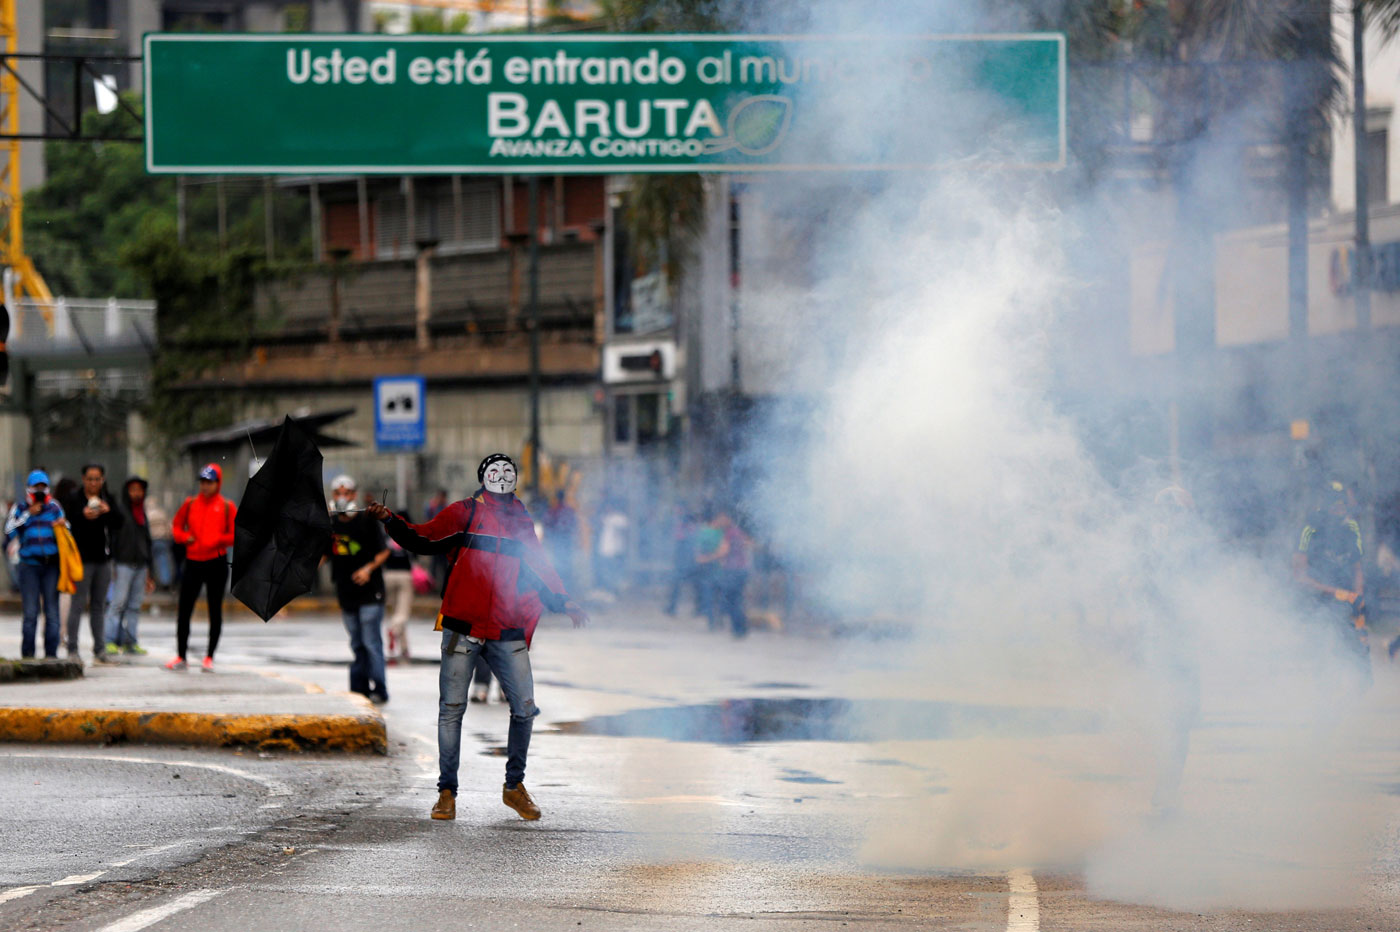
top-left (551, 697), bottom-right (1099, 745)
top-left (779, 768), bottom-right (841, 785)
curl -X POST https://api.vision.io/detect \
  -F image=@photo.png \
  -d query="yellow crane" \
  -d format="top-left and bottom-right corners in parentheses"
top-left (0, 0), bottom-right (55, 332)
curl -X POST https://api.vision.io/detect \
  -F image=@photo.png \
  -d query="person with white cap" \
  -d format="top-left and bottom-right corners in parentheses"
top-left (327, 474), bottom-right (391, 703)
top-left (5, 469), bottom-right (67, 658)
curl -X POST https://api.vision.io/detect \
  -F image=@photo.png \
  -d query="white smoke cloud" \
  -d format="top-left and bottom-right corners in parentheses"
top-left (724, 0), bottom-right (1386, 912)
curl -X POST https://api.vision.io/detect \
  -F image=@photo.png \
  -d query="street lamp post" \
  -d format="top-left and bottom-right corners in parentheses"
top-left (1354, 0), bottom-right (1372, 330)
top-left (526, 4), bottom-right (541, 500)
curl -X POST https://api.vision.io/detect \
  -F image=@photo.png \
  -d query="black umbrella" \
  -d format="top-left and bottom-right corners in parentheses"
top-left (232, 416), bottom-right (332, 621)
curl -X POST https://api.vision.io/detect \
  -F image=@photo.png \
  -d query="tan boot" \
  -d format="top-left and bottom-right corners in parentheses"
top-left (502, 782), bottom-right (541, 820)
top-left (430, 789), bottom-right (455, 821)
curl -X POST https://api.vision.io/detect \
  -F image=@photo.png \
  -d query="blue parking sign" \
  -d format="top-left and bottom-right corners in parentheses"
top-left (374, 376), bottom-right (426, 452)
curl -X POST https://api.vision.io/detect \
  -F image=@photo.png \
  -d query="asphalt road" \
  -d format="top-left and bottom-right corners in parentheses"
top-left (3, 601), bottom-right (1400, 931)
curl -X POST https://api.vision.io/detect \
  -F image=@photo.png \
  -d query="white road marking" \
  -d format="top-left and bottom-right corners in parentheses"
top-left (108, 844), bottom-right (183, 868)
top-left (1, 751), bottom-right (293, 797)
top-left (0, 886), bottom-right (41, 904)
top-left (1006, 868), bottom-right (1040, 932)
top-left (93, 889), bottom-right (222, 932)
top-left (53, 872), bottom-right (106, 886)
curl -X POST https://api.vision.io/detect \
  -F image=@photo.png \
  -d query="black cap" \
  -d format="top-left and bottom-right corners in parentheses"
top-left (477, 453), bottom-right (515, 485)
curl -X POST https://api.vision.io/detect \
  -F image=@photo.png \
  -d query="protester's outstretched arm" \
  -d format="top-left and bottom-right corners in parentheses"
top-left (366, 500), bottom-right (464, 555)
top-left (516, 560), bottom-right (588, 627)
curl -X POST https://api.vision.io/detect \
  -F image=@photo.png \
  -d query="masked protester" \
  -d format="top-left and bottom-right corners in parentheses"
top-left (5, 470), bottom-right (67, 658)
top-left (326, 475), bottom-right (390, 703)
top-left (366, 453), bottom-right (588, 823)
top-left (167, 464), bottom-right (237, 672)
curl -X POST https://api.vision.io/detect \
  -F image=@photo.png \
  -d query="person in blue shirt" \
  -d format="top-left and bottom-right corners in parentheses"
top-left (5, 470), bottom-right (68, 658)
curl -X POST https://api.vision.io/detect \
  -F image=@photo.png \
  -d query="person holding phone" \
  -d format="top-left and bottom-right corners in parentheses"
top-left (5, 470), bottom-right (67, 658)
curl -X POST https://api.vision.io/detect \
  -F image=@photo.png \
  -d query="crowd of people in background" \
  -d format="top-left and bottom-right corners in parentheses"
top-left (1, 458), bottom-right (787, 670)
top-left (11, 452), bottom-right (1400, 694)
top-left (3, 462), bottom-right (230, 666)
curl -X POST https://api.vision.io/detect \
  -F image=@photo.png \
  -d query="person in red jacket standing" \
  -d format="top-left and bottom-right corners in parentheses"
top-left (166, 463), bottom-right (237, 672)
top-left (366, 453), bottom-right (587, 823)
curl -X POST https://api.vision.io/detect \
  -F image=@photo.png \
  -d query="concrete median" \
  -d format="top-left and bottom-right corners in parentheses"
top-left (0, 662), bottom-right (386, 754)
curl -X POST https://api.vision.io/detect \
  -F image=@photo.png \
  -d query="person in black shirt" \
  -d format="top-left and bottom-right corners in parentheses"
top-left (327, 475), bottom-right (390, 703)
top-left (1294, 479), bottom-right (1369, 683)
top-left (63, 464), bottom-right (122, 663)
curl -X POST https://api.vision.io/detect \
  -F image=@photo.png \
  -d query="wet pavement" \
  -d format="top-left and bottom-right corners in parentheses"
top-left (2, 600), bottom-right (1400, 930)
top-left (550, 696), bottom-right (1102, 743)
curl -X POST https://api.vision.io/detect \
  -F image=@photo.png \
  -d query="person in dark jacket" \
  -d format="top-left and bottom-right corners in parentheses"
top-left (104, 476), bottom-right (154, 656)
top-left (62, 464), bottom-right (122, 662)
top-left (366, 453), bottom-right (587, 823)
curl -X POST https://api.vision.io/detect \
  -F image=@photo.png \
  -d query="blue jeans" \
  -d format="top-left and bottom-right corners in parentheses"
top-left (341, 602), bottom-right (388, 700)
top-left (707, 569), bottom-right (750, 637)
top-left (105, 562), bottom-right (147, 647)
top-left (18, 560), bottom-right (61, 658)
top-left (439, 631), bottom-right (538, 794)
top-left (151, 540), bottom-right (174, 588)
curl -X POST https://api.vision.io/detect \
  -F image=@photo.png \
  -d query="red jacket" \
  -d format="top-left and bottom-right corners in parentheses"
top-left (385, 491), bottom-right (567, 645)
top-left (173, 468), bottom-right (237, 562)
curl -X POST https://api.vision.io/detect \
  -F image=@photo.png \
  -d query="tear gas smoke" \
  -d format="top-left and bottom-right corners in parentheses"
top-left (715, 0), bottom-right (1386, 912)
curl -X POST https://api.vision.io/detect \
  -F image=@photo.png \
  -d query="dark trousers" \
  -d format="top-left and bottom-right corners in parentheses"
top-left (708, 569), bottom-right (750, 637)
top-left (18, 560), bottom-right (61, 658)
top-left (176, 557), bottom-right (227, 661)
top-left (697, 564), bottom-right (719, 627)
top-left (65, 559), bottom-right (111, 657)
top-left (665, 563), bottom-right (702, 615)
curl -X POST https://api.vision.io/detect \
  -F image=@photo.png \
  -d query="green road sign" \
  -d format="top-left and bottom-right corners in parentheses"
top-left (144, 33), bottom-right (1064, 174)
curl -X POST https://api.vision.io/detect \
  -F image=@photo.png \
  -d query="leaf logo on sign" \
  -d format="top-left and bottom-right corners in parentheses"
top-left (704, 95), bottom-right (793, 157)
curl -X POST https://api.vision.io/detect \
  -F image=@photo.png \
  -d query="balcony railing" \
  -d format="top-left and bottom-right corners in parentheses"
top-left (8, 297), bottom-right (157, 355)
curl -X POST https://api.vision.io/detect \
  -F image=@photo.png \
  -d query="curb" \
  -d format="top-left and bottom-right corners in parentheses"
top-left (1, 658), bottom-right (84, 683)
top-left (0, 707), bottom-right (387, 754)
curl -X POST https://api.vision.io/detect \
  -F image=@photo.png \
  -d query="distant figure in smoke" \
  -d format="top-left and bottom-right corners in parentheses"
top-left (1293, 480), bottom-right (1370, 687)
top-left (692, 504), bottom-right (724, 628)
top-left (1140, 485), bottom-right (1203, 818)
top-left (595, 498), bottom-right (630, 595)
top-left (697, 506), bottom-right (754, 638)
top-left (367, 454), bottom-right (588, 823)
top-left (663, 503), bottom-right (703, 617)
top-left (543, 489), bottom-right (579, 594)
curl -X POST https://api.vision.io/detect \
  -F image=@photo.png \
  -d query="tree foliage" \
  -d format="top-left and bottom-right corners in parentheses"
top-left (23, 94), bottom-right (308, 456)
top-left (121, 220), bottom-right (269, 458)
top-left (25, 98), bottom-right (170, 297)
top-left (595, 0), bottom-right (730, 287)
